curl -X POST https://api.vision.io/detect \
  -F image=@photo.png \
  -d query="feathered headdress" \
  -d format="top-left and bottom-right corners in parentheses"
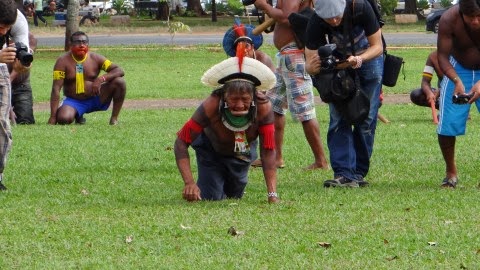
top-left (222, 17), bottom-right (263, 57)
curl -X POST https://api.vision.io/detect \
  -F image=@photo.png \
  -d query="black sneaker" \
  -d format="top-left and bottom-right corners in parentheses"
top-left (357, 177), bottom-right (370, 187)
top-left (0, 181), bottom-right (6, 191)
top-left (324, 176), bottom-right (359, 188)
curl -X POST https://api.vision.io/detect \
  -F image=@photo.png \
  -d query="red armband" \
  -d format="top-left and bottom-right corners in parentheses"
top-left (177, 118), bottom-right (203, 143)
top-left (259, 123), bottom-right (275, 150)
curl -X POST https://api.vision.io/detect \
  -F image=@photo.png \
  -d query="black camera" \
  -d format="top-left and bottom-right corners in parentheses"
top-left (452, 93), bottom-right (472, 104)
top-left (242, 0), bottom-right (255, 5)
top-left (318, 44), bottom-right (338, 70)
top-left (14, 42), bottom-right (33, 66)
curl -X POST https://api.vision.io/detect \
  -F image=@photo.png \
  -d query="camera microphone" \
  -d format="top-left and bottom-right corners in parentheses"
top-left (317, 44), bottom-right (336, 58)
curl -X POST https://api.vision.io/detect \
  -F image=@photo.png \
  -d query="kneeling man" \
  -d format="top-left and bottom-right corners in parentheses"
top-left (174, 55), bottom-right (279, 203)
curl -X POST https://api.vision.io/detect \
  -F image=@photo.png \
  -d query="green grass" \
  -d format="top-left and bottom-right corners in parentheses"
top-left (30, 45), bottom-right (435, 104)
top-left (1, 104), bottom-right (480, 268)
top-left (4, 19), bottom-right (477, 268)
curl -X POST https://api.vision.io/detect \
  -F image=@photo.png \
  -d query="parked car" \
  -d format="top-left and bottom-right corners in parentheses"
top-left (425, 7), bottom-right (448, 33)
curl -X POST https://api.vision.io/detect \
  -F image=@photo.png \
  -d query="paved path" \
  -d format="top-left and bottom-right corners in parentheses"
top-left (33, 94), bottom-right (411, 112)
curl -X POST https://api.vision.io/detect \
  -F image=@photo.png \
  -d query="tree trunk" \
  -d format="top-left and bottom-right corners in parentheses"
top-left (187, 0), bottom-right (205, 16)
top-left (156, 2), bottom-right (169, 20)
top-left (211, 0), bottom-right (217, 22)
top-left (405, 0), bottom-right (417, 14)
top-left (65, 0), bottom-right (80, 51)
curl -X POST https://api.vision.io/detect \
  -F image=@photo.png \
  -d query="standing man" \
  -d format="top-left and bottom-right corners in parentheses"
top-left (0, 0), bottom-right (30, 190)
top-left (253, 0), bottom-right (329, 170)
top-left (436, 0), bottom-right (480, 188)
top-left (304, 0), bottom-right (384, 187)
top-left (48, 31), bottom-right (126, 125)
top-left (33, 0), bottom-right (47, 27)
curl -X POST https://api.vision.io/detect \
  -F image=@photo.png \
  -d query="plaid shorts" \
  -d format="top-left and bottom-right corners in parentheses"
top-left (267, 43), bottom-right (316, 122)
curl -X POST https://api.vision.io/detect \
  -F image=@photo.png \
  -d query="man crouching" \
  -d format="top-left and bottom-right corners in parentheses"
top-left (174, 56), bottom-right (279, 203)
top-left (48, 31), bottom-right (126, 125)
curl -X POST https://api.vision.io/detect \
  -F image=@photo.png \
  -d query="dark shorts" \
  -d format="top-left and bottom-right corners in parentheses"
top-left (191, 132), bottom-right (258, 201)
top-left (62, 96), bottom-right (111, 118)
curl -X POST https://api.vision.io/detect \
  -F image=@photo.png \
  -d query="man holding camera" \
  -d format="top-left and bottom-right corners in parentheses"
top-left (304, 0), bottom-right (383, 188)
top-left (253, 0), bottom-right (329, 171)
top-left (0, 0), bottom-right (31, 190)
top-left (436, 0), bottom-right (480, 188)
top-left (48, 31), bottom-right (126, 125)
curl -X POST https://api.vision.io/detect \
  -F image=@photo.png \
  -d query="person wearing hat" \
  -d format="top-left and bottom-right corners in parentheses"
top-left (304, 0), bottom-right (384, 188)
top-left (222, 19), bottom-right (275, 73)
top-left (174, 56), bottom-right (280, 203)
top-left (253, 0), bottom-right (329, 171)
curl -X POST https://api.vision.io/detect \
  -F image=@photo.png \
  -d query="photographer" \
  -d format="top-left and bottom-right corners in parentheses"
top-left (9, 32), bottom-right (36, 124)
top-left (304, 0), bottom-right (383, 188)
top-left (0, 0), bottom-right (30, 190)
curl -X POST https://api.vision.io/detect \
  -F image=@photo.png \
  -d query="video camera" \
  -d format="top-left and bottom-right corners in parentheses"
top-left (14, 42), bottom-right (33, 66)
top-left (318, 44), bottom-right (340, 70)
top-left (452, 93), bottom-right (472, 104)
top-left (242, 0), bottom-right (256, 5)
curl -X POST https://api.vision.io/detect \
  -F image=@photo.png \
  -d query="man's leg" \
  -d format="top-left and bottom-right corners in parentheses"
top-left (438, 135), bottom-right (457, 185)
top-left (274, 112), bottom-right (285, 168)
top-left (302, 118), bottom-right (329, 170)
top-left (11, 83), bottom-right (35, 124)
top-left (108, 77), bottom-right (126, 125)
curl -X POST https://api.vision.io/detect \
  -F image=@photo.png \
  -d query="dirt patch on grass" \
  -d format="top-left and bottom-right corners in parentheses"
top-left (33, 94), bottom-right (410, 112)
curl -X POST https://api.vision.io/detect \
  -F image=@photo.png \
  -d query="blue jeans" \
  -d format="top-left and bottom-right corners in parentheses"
top-left (327, 55), bottom-right (383, 181)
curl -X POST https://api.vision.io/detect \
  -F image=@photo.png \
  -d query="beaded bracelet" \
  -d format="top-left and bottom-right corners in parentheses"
top-left (353, 56), bottom-right (363, 69)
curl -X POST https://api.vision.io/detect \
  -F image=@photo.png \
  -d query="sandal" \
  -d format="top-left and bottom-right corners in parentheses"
top-left (441, 177), bottom-right (458, 188)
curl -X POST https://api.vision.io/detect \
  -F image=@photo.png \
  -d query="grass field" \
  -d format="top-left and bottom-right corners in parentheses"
top-left (2, 104), bottom-right (480, 268)
top-left (2, 17), bottom-right (479, 269)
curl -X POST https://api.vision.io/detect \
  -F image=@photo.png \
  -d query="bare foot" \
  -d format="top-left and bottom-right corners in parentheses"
top-left (303, 163), bottom-right (330, 171)
top-left (109, 119), bottom-right (119, 125)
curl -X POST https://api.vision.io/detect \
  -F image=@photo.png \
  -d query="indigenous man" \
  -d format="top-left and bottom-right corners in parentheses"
top-left (410, 50), bottom-right (443, 109)
top-left (48, 31), bottom-right (126, 125)
top-left (436, 0), bottom-right (480, 188)
top-left (174, 55), bottom-right (280, 203)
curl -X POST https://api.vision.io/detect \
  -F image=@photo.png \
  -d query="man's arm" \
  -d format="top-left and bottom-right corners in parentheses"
top-left (305, 48), bottom-right (321, 75)
top-left (421, 52), bottom-right (437, 104)
top-left (437, 7), bottom-right (465, 96)
top-left (174, 104), bottom-right (211, 202)
top-left (10, 10), bottom-right (30, 51)
top-left (48, 60), bottom-right (65, 125)
top-left (254, 0), bottom-right (299, 24)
